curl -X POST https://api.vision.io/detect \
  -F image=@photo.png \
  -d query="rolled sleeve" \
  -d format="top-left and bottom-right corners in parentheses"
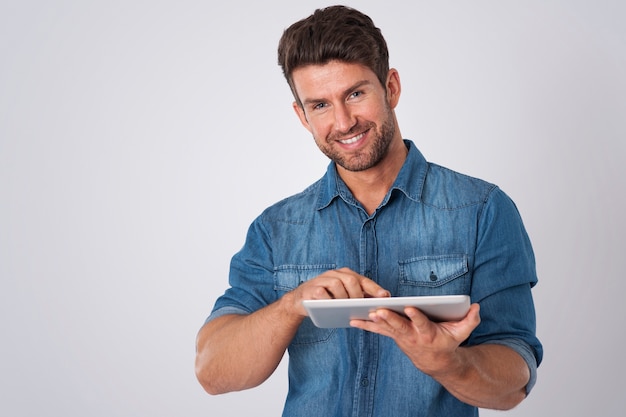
top-left (205, 306), bottom-right (250, 325)
top-left (486, 338), bottom-right (539, 395)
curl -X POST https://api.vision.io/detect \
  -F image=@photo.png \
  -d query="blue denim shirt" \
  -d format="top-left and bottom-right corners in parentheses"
top-left (209, 140), bottom-right (543, 417)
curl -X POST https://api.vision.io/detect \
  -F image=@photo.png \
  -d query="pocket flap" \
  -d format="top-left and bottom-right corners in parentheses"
top-left (399, 255), bottom-right (468, 288)
top-left (274, 264), bottom-right (336, 292)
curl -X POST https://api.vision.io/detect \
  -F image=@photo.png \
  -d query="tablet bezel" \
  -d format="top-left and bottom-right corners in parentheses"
top-left (302, 295), bottom-right (471, 328)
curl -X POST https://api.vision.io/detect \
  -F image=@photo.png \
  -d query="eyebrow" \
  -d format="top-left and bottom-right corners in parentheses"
top-left (302, 79), bottom-right (373, 107)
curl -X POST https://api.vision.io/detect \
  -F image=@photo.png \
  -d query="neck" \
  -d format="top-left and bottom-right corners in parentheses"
top-left (337, 137), bottom-right (408, 215)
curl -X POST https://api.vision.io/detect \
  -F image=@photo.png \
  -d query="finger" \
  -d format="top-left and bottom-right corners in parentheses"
top-left (321, 269), bottom-right (362, 299)
top-left (404, 306), bottom-right (431, 331)
top-left (371, 308), bottom-right (407, 327)
top-left (328, 268), bottom-right (375, 299)
top-left (440, 304), bottom-right (480, 343)
top-left (314, 268), bottom-right (390, 299)
top-left (350, 309), bottom-right (411, 338)
top-left (335, 268), bottom-right (391, 298)
top-left (311, 280), bottom-right (348, 299)
top-left (463, 303), bottom-right (480, 330)
top-left (295, 275), bottom-right (347, 301)
top-left (358, 276), bottom-right (391, 298)
top-left (349, 315), bottom-right (394, 337)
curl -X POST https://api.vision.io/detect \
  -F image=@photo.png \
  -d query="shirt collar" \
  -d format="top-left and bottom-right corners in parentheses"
top-left (316, 140), bottom-right (427, 210)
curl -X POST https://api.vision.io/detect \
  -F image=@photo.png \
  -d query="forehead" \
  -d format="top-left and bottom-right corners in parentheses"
top-left (291, 61), bottom-right (380, 100)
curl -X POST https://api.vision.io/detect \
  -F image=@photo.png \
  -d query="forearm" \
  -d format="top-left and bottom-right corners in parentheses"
top-left (196, 268), bottom-right (389, 395)
top-left (195, 296), bottom-right (303, 395)
top-left (431, 343), bottom-right (530, 410)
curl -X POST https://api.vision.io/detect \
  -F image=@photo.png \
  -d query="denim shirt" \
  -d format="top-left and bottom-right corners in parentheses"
top-left (209, 140), bottom-right (543, 417)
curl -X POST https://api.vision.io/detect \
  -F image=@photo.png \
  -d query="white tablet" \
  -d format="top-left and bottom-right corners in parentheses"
top-left (302, 295), bottom-right (471, 328)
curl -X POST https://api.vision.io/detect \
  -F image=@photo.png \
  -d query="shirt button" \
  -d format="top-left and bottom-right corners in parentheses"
top-left (360, 378), bottom-right (369, 387)
top-left (429, 271), bottom-right (438, 281)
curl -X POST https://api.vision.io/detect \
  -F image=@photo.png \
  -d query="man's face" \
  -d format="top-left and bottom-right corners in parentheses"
top-left (291, 61), bottom-right (400, 172)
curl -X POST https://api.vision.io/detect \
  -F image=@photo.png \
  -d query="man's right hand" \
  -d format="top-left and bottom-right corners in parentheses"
top-left (282, 267), bottom-right (391, 317)
top-left (196, 268), bottom-right (389, 395)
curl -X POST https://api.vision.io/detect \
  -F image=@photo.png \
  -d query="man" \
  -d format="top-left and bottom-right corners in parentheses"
top-left (195, 5), bottom-right (542, 416)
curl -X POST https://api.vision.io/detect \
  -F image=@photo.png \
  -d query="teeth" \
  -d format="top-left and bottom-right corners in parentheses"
top-left (340, 133), bottom-right (364, 144)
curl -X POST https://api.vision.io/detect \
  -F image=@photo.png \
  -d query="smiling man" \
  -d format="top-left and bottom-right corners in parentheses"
top-left (195, 6), bottom-right (542, 417)
top-left (291, 61), bottom-right (405, 215)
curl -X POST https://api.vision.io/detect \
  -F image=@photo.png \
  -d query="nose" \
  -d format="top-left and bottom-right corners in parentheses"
top-left (333, 104), bottom-right (357, 134)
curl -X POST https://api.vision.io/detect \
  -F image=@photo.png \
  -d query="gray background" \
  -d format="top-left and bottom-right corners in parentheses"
top-left (1, 0), bottom-right (624, 416)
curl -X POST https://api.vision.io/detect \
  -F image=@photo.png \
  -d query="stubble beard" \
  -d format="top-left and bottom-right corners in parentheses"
top-left (316, 108), bottom-right (396, 172)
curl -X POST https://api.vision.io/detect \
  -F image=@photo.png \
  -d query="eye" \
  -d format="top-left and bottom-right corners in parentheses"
top-left (349, 91), bottom-right (364, 100)
top-left (313, 102), bottom-right (327, 111)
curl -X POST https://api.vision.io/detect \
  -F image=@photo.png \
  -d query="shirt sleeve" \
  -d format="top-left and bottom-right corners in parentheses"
top-left (207, 214), bottom-right (278, 322)
top-left (472, 187), bottom-right (538, 299)
top-left (467, 187), bottom-right (544, 393)
top-left (487, 337), bottom-right (539, 395)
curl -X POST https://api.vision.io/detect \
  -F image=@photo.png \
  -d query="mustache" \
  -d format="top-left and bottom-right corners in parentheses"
top-left (327, 121), bottom-right (376, 142)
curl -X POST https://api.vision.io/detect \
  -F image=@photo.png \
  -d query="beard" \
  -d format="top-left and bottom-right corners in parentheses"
top-left (315, 106), bottom-right (396, 172)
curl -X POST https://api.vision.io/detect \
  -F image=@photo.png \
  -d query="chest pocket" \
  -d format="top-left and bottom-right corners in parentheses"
top-left (274, 264), bottom-right (337, 345)
top-left (398, 255), bottom-right (470, 296)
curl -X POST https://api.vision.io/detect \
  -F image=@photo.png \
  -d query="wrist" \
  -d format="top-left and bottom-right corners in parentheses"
top-left (425, 348), bottom-right (469, 381)
top-left (276, 291), bottom-right (307, 322)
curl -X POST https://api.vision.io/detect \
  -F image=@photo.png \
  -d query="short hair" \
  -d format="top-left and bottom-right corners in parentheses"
top-left (277, 5), bottom-right (390, 107)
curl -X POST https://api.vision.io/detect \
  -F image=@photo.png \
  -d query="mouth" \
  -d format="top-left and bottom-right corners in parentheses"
top-left (338, 132), bottom-right (366, 145)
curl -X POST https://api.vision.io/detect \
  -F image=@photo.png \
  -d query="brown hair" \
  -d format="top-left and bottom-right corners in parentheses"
top-left (277, 5), bottom-right (390, 107)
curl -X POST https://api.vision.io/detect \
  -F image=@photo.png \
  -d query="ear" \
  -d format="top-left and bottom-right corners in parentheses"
top-left (292, 101), bottom-right (312, 133)
top-left (386, 68), bottom-right (401, 109)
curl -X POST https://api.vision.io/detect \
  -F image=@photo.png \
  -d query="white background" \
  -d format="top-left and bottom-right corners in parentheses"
top-left (1, 1), bottom-right (625, 416)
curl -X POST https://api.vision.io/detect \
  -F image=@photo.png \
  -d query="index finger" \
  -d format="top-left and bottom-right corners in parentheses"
top-left (329, 268), bottom-right (390, 299)
top-left (358, 276), bottom-right (391, 298)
